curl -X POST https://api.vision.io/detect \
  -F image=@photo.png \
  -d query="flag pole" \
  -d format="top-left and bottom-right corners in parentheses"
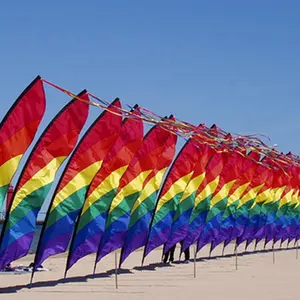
top-left (235, 243), bottom-right (238, 270)
top-left (272, 241), bottom-right (275, 264)
top-left (193, 244), bottom-right (197, 278)
top-left (115, 251), bottom-right (119, 289)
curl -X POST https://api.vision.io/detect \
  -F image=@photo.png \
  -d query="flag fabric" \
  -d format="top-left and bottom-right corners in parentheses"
top-left (96, 119), bottom-right (177, 265)
top-left (0, 76), bottom-right (46, 209)
top-left (163, 143), bottom-right (211, 254)
top-left (197, 149), bottom-right (246, 252)
top-left (236, 160), bottom-right (275, 247)
top-left (119, 119), bottom-right (177, 265)
top-left (251, 159), bottom-right (287, 247)
top-left (0, 91), bottom-right (89, 269)
top-left (143, 135), bottom-right (204, 259)
top-left (209, 150), bottom-right (255, 252)
top-left (65, 108), bottom-right (143, 271)
top-left (220, 151), bottom-right (261, 248)
top-left (181, 146), bottom-right (225, 252)
top-left (263, 163), bottom-right (291, 246)
top-left (34, 99), bottom-right (122, 269)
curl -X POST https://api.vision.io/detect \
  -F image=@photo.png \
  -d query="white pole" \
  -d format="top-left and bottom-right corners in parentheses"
top-left (235, 244), bottom-right (238, 270)
top-left (194, 245), bottom-right (196, 278)
top-left (115, 251), bottom-right (118, 289)
top-left (297, 241), bottom-right (299, 260)
top-left (272, 243), bottom-right (275, 264)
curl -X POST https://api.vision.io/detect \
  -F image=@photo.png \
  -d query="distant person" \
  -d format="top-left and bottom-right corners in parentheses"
top-left (163, 245), bottom-right (176, 263)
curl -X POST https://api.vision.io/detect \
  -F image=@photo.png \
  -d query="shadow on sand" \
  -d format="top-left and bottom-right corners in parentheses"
top-left (0, 246), bottom-right (297, 294)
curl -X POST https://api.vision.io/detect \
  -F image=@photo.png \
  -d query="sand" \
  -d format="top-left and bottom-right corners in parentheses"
top-left (0, 242), bottom-right (299, 300)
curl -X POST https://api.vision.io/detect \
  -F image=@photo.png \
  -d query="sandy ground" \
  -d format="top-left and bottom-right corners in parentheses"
top-left (0, 242), bottom-right (299, 300)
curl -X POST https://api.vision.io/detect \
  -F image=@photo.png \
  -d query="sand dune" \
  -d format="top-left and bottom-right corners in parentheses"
top-left (0, 242), bottom-right (299, 300)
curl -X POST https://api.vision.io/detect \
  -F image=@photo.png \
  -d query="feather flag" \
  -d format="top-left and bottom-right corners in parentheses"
top-left (65, 107), bottom-right (143, 271)
top-left (33, 99), bottom-right (122, 270)
top-left (272, 167), bottom-right (295, 245)
top-left (236, 161), bottom-right (275, 247)
top-left (0, 76), bottom-right (46, 209)
top-left (197, 149), bottom-right (246, 252)
top-left (251, 159), bottom-right (287, 247)
top-left (119, 117), bottom-right (177, 265)
top-left (143, 134), bottom-right (203, 260)
top-left (280, 165), bottom-right (300, 243)
top-left (208, 150), bottom-right (254, 252)
top-left (181, 146), bottom-right (225, 252)
top-left (263, 163), bottom-right (291, 246)
top-left (0, 91), bottom-right (89, 269)
top-left (163, 143), bottom-right (212, 254)
top-left (95, 118), bottom-right (177, 265)
top-left (216, 151), bottom-right (261, 249)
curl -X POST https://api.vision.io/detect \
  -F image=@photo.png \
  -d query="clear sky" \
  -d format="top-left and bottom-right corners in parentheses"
top-left (1, 1), bottom-right (300, 215)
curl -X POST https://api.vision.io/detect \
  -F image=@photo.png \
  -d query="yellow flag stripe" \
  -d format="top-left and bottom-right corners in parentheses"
top-left (210, 180), bottom-right (236, 207)
top-left (156, 172), bottom-right (193, 211)
top-left (82, 165), bottom-right (128, 214)
top-left (226, 182), bottom-right (250, 207)
top-left (179, 172), bottom-right (206, 204)
top-left (132, 168), bottom-right (167, 213)
top-left (194, 176), bottom-right (220, 208)
top-left (11, 156), bottom-right (66, 212)
top-left (0, 155), bottom-right (22, 187)
top-left (51, 161), bottom-right (103, 211)
top-left (110, 170), bottom-right (152, 213)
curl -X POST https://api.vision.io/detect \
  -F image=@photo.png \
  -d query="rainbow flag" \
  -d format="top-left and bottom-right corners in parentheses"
top-left (197, 150), bottom-right (246, 251)
top-left (65, 107), bottom-right (143, 271)
top-left (263, 163), bottom-right (291, 246)
top-left (34, 99), bottom-right (122, 269)
top-left (0, 76), bottom-right (46, 208)
top-left (236, 162), bottom-right (275, 247)
top-left (96, 119), bottom-right (177, 264)
top-left (181, 147), bottom-right (225, 253)
top-left (119, 118), bottom-right (177, 265)
top-left (251, 159), bottom-right (287, 247)
top-left (0, 91), bottom-right (89, 269)
top-left (208, 150), bottom-right (253, 252)
top-left (143, 136), bottom-right (202, 259)
top-left (212, 151), bottom-right (260, 250)
top-left (225, 153), bottom-right (265, 247)
top-left (163, 143), bottom-right (210, 254)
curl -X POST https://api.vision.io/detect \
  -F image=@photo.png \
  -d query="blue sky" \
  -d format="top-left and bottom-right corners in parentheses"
top-left (1, 1), bottom-right (300, 215)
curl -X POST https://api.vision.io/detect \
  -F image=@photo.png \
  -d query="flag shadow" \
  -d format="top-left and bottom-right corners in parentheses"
top-left (0, 268), bottom-right (132, 294)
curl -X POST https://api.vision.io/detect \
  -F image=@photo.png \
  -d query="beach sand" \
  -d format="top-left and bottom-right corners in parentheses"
top-left (1, 242), bottom-right (299, 300)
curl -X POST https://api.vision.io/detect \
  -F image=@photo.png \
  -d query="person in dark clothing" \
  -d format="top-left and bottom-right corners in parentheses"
top-left (183, 246), bottom-right (190, 261)
top-left (163, 245), bottom-right (176, 263)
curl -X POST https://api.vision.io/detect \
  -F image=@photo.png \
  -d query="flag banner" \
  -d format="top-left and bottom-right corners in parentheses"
top-left (143, 134), bottom-right (207, 259)
top-left (65, 108), bottom-right (143, 271)
top-left (209, 150), bottom-right (255, 252)
top-left (236, 159), bottom-right (276, 247)
top-left (0, 76), bottom-right (46, 209)
top-left (119, 118), bottom-right (177, 265)
top-left (163, 143), bottom-right (212, 254)
top-left (251, 158), bottom-right (288, 247)
top-left (181, 147), bottom-right (225, 252)
top-left (96, 118), bottom-right (177, 265)
top-left (197, 150), bottom-right (245, 252)
top-left (218, 151), bottom-right (261, 249)
top-left (0, 91), bottom-right (89, 269)
top-left (34, 99), bottom-right (122, 269)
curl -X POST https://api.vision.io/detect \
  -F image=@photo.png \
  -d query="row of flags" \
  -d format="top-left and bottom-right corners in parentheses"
top-left (0, 76), bottom-right (299, 281)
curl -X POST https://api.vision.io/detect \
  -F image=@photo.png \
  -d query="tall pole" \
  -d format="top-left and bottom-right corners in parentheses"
top-left (115, 251), bottom-right (118, 289)
top-left (194, 244), bottom-right (197, 278)
top-left (235, 243), bottom-right (238, 270)
top-left (272, 242), bottom-right (275, 264)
